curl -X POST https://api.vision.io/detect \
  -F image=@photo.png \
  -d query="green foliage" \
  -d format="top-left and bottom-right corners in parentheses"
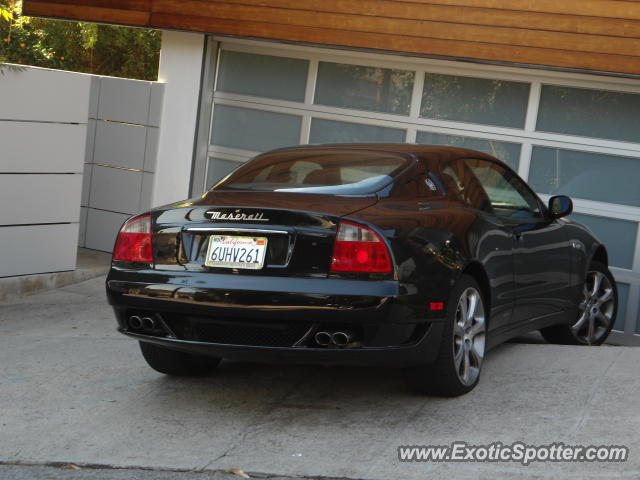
top-left (0, 1), bottom-right (160, 80)
top-left (1, 5), bottom-right (12, 22)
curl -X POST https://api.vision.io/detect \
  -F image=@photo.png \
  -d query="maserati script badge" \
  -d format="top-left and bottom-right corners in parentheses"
top-left (205, 210), bottom-right (270, 222)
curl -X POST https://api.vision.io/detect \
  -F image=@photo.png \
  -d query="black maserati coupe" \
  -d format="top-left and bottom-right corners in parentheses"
top-left (106, 144), bottom-right (617, 396)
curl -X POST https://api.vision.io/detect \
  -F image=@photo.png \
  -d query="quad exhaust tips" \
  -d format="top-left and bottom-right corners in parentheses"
top-left (128, 315), bottom-right (143, 330)
top-left (314, 330), bottom-right (354, 347)
top-left (314, 331), bottom-right (332, 346)
top-left (142, 317), bottom-right (156, 330)
top-left (332, 331), bottom-right (352, 346)
top-left (128, 315), bottom-right (157, 331)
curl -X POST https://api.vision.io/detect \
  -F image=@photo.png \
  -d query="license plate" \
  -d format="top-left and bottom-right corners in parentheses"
top-left (205, 235), bottom-right (268, 270)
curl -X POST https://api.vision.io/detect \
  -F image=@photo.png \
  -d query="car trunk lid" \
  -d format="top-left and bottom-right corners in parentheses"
top-left (153, 191), bottom-right (378, 277)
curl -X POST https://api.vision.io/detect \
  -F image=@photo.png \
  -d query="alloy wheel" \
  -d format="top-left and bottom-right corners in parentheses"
top-left (574, 271), bottom-right (615, 345)
top-left (453, 287), bottom-right (486, 386)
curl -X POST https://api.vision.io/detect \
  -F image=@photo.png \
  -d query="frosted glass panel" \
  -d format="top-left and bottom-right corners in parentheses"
top-left (216, 50), bottom-right (308, 102)
top-left (211, 105), bottom-right (301, 152)
top-left (315, 62), bottom-right (414, 115)
top-left (537, 85), bottom-right (640, 143)
top-left (206, 157), bottom-right (242, 189)
top-left (309, 119), bottom-right (405, 143)
top-left (528, 147), bottom-right (640, 207)
top-left (570, 213), bottom-right (637, 269)
top-left (416, 131), bottom-right (520, 170)
top-left (421, 73), bottom-right (529, 128)
top-left (614, 283), bottom-right (628, 332)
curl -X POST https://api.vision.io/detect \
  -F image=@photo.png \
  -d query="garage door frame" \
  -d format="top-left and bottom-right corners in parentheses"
top-left (192, 36), bottom-right (640, 344)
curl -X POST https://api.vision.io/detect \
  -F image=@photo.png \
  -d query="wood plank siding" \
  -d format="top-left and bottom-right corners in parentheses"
top-left (22, 0), bottom-right (640, 75)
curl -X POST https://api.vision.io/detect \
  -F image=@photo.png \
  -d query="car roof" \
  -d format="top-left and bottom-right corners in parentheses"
top-left (266, 143), bottom-right (501, 165)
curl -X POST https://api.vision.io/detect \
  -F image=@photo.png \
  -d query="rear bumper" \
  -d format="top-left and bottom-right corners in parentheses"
top-left (119, 325), bottom-right (444, 367)
top-left (106, 268), bottom-right (446, 367)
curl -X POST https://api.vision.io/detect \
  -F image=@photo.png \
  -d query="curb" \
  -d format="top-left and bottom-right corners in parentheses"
top-left (0, 248), bottom-right (111, 303)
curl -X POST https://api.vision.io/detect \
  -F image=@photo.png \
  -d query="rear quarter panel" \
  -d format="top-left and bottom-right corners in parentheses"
top-left (349, 198), bottom-right (512, 328)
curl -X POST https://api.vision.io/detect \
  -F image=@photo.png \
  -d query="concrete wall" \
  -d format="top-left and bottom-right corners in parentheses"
top-left (0, 66), bottom-right (88, 277)
top-left (153, 30), bottom-right (205, 207)
top-left (80, 77), bottom-right (164, 252)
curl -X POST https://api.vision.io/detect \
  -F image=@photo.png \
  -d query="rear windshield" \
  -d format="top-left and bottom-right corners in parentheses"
top-left (212, 150), bottom-right (414, 194)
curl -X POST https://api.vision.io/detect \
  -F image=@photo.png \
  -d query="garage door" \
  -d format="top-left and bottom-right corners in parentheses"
top-left (197, 38), bottom-right (640, 344)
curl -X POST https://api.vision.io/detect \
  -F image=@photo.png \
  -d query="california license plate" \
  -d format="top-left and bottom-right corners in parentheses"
top-left (205, 235), bottom-right (268, 270)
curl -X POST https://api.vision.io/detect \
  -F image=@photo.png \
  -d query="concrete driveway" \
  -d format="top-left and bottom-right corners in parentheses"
top-left (1, 277), bottom-right (638, 479)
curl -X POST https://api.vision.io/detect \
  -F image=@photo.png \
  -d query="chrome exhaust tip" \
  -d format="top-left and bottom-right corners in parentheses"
top-left (314, 331), bottom-right (332, 347)
top-left (332, 331), bottom-right (352, 346)
top-left (128, 315), bottom-right (142, 330)
top-left (142, 317), bottom-right (156, 330)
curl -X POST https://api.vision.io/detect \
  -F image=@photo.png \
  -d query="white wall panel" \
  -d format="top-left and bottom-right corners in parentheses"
top-left (0, 224), bottom-right (78, 277)
top-left (140, 173), bottom-right (154, 210)
top-left (98, 76), bottom-right (152, 126)
top-left (85, 119), bottom-right (97, 162)
top-left (0, 65), bottom-right (88, 278)
top-left (81, 164), bottom-right (92, 207)
top-left (78, 207), bottom-right (88, 247)
top-left (0, 66), bottom-right (165, 273)
top-left (89, 76), bottom-right (100, 119)
top-left (84, 209), bottom-right (130, 252)
top-left (0, 66), bottom-right (91, 123)
top-left (0, 122), bottom-right (86, 173)
top-left (80, 74), bottom-right (164, 254)
top-left (93, 121), bottom-right (147, 171)
top-left (144, 127), bottom-right (160, 172)
top-left (0, 174), bottom-right (82, 225)
top-left (89, 165), bottom-right (143, 214)
top-left (149, 83), bottom-right (165, 128)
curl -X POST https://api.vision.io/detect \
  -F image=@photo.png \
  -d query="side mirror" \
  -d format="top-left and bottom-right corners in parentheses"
top-left (548, 195), bottom-right (573, 219)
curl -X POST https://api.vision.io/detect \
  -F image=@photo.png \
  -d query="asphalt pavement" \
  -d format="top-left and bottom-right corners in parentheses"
top-left (1, 276), bottom-right (639, 480)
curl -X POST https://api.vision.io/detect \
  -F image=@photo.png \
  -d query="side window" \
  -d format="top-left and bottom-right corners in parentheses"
top-left (463, 158), bottom-right (542, 220)
top-left (440, 162), bottom-right (492, 212)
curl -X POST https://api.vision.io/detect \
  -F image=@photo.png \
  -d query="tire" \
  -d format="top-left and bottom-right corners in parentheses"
top-left (139, 341), bottom-right (222, 376)
top-left (408, 275), bottom-right (487, 397)
top-left (540, 261), bottom-right (617, 346)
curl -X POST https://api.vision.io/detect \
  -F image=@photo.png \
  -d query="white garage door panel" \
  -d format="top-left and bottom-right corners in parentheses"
top-left (200, 39), bottom-right (640, 342)
top-left (0, 224), bottom-right (78, 277)
top-left (0, 122), bottom-right (86, 174)
top-left (0, 174), bottom-right (82, 225)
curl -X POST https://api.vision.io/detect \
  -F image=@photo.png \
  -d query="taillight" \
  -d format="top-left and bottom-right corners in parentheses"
top-left (330, 221), bottom-right (392, 273)
top-left (113, 215), bottom-right (153, 263)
